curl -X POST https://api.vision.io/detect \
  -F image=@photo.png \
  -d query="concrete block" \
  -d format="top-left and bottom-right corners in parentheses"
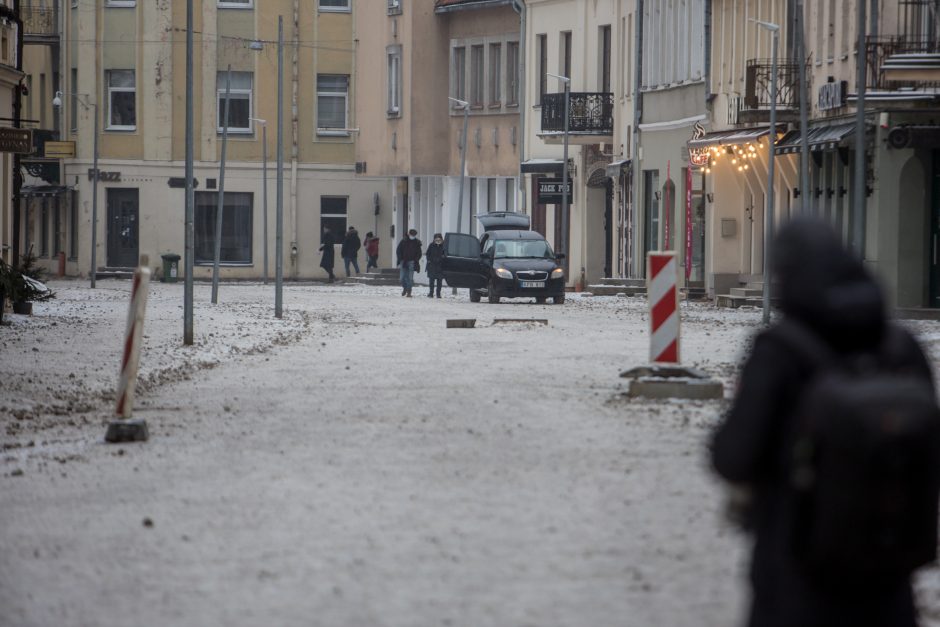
top-left (620, 365), bottom-right (724, 400)
top-left (446, 319), bottom-right (476, 329)
top-left (105, 419), bottom-right (149, 443)
top-left (492, 318), bottom-right (549, 325)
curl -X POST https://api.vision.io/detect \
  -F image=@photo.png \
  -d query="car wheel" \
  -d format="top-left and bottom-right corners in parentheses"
top-left (487, 283), bottom-right (500, 304)
top-left (553, 293), bottom-right (566, 304)
top-left (535, 296), bottom-right (546, 304)
top-left (469, 289), bottom-right (481, 303)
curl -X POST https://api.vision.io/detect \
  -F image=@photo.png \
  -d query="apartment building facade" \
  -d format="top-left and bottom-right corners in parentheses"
top-left (0, 0), bottom-right (24, 267)
top-left (355, 0), bottom-right (522, 275)
top-left (18, 0), bottom-right (391, 282)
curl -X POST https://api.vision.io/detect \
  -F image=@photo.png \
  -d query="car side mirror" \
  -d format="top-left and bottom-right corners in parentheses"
top-left (555, 253), bottom-right (566, 260)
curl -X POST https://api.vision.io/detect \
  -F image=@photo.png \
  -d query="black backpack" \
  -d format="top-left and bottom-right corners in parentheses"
top-left (777, 320), bottom-right (940, 587)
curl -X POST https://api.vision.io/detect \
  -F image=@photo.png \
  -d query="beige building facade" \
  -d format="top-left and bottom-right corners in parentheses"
top-left (0, 0), bottom-right (24, 268)
top-left (19, 0), bottom-right (391, 282)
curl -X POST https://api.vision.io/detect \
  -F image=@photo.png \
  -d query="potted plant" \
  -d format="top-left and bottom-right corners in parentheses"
top-left (0, 251), bottom-right (54, 316)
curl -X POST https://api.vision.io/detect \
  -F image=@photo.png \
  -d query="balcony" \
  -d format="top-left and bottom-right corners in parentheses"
top-left (866, 36), bottom-right (940, 94)
top-left (539, 92), bottom-right (613, 142)
top-left (21, 4), bottom-right (59, 44)
top-left (738, 59), bottom-right (803, 124)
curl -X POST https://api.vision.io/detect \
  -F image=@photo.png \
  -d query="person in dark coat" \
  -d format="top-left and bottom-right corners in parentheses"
top-left (711, 218), bottom-right (935, 627)
top-left (364, 232), bottom-right (380, 271)
top-left (425, 233), bottom-right (445, 298)
top-left (340, 226), bottom-right (361, 276)
top-left (395, 228), bottom-right (421, 297)
top-left (319, 227), bottom-right (336, 283)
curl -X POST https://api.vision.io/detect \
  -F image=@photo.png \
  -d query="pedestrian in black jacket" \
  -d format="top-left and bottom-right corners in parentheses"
top-left (711, 218), bottom-right (935, 627)
top-left (319, 227), bottom-right (336, 283)
top-left (425, 233), bottom-right (445, 298)
top-left (396, 228), bottom-right (421, 297)
top-left (341, 226), bottom-right (361, 276)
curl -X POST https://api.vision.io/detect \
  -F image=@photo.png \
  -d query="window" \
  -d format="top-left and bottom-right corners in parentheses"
top-left (452, 46), bottom-right (466, 102)
top-left (107, 69), bottom-right (136, 130)
top-left (194, 192), bottom-right (253, 264)
top-left (505, 178), bottom-right (515, 212)
top-left (320, 196), bottom-right (347, 236)
top-left (387, 45), bottom-right (402, 115)
top-left (560, 31), bottom-right (571, 80)
top-left (600, 25), bottom-right (612, 93)
top-left (217, 70), bottom-right (252, 133)
top-left (506, 41), bottom-right (519, 106)
top-left (537, 34), bottom-right (547, 106)
top-left (486, 179), bottom-right (496, 212)
top-left (69, 192), bottom-right (78, 260)
top-left (70, 69), bottom-right (77, 132)
top-left (469, 178), bottom-right (477, 235)
top-left (387, 0), bottom-right (402, 15)
top-left (218, 0), bottom-right (252, 7)
top-left (39, 73), bottom-right (45, 128)
top-left (317, 74), bottom-right (349, 133)
top-left (319, 0), bottom-right (350, 11)
top-left (470, 45), bottom-right (484, 106)
top-left (488, 43), bottom-right (502, 105)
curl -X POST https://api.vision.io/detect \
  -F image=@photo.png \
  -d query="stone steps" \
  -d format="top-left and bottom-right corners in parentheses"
top-left (344, 269), bottom-right (401, 286)
top-left (587, 285), bottom-right (647, 297)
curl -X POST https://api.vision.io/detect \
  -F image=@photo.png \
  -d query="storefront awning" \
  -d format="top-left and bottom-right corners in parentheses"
top-left (774, 123), bottom-right (856, 154)
top-left (520, 158), bottom-right (565, 175)
top-left (687, 126), bottom-right (775, 150)
top-left (605, 159), bottom-right (631, 177)
top-left (17, 185), bottom-right (73, 198)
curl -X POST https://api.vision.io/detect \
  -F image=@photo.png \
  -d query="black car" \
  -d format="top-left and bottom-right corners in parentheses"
top-left (440, 212), bottom-right (566, 304)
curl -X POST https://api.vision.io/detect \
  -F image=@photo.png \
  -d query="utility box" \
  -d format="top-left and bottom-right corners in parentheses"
top-left (161, 253), bottom-right (181, 283)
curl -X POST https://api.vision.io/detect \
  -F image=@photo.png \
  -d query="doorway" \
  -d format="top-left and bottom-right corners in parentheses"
top-left (106, 188), bottom-right (139, 268)
top-left (931, 151), bottom-right (940, 307)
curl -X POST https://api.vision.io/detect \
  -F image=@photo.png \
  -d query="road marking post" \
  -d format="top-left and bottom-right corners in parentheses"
top-left (106, 255), bottom-right (151, 443)
top-left (648, 252), bottom-right (680, 364)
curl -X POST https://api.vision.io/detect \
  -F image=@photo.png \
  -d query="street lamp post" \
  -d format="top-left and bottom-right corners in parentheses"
top-left (750, 19), bottom-right (780, 326)
top-left (547, 73), bottom-right (570, 269)
top-left (249, 117), bottom-right (269, 284)
top-left (448, 97), bottom-right (470, 234)
top-left (53, 90), bottom-right (98, 289)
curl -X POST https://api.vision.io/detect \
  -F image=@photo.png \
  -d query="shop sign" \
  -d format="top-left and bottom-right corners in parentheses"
top-left (688, 122), bottom-right (709, 167)
top-left (818, 80), bottom-right (848, 111)
top-left (0, 127), bottom-right (33, 154)
top-left (537, 178), bottom-right (573, 204)
top-left (88, 169), bottom-right (121, 182)
top-left (45, 141), bottom-right (75, 158)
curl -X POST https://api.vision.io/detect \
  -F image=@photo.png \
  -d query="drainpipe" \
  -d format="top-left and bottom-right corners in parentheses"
top-left (511, 0), bottom-right (526, 211)
top-left (290, 0), bottom-right (300, 277)
top-left (631, 0), bottom-right (644, 279)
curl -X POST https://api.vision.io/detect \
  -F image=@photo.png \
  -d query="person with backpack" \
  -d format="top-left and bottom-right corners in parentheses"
top-left (364, 232), bottom-right (380, 272)
top-left (711, 218), bottom-right (939, 627)
top-left (340, 226), bottom-right (361, 276)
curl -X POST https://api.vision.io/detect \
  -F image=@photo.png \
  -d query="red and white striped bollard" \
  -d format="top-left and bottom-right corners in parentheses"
top-left (648, 252), bottom-right (680, 364)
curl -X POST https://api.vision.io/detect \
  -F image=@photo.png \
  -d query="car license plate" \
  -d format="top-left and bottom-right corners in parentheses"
top-left (520, 280), bottom-right (545, 288)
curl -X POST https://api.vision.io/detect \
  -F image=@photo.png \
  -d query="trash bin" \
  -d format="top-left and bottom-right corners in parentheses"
top-left (161, 253), bottom-right (181, 283)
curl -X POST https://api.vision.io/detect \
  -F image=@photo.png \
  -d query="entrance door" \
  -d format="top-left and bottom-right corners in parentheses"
top-left (931, 150), bottom-right (940, 307)
top-left (604, 180), bottom-right (613, 278)
top-left (107, 188), bottom-right (139, 268)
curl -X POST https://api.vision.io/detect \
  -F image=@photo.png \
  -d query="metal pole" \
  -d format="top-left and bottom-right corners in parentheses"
top-left (262, 123), bottom-right (268, 284)
top-left (763, 28), bottom-right (779, 326)
top-left (275, 16), bottom-right (284, 319)
top-left (457, 105), bottom-right (469, 232)
top-left (561, 79), bottom-right (570, 271)
top-left (211, 67), bottom-right (232, 304)
top-left (796, 0), bottom-right (811, 215)
top-left (90, 100), bottom-right (99, 289)
top-left (852, 0), bottom-right (868, 258)
top-left (184, 0), bottom-right (194, 345)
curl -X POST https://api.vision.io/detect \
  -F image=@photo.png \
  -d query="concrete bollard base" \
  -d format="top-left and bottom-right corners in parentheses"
top-left (446, 319), bottom-right (476, 328)
top-left (105, 419), bottom-right (150, 443)
top-left (492, 318), bottom-right (549, 325)
top-left (620, 365), bottom-right (724, 400)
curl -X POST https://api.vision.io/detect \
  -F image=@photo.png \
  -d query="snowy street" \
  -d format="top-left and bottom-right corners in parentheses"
top-left (3, 280), bottom-right (940, 627)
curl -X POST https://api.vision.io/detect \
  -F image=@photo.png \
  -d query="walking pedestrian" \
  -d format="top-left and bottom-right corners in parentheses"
top-left (341, 226), bottom-right (361, 276)
top-left (711, 218), bottom-right (939, 627)
top-left (364, 231), bottom-right (380, 272)
top-left (425, 233), bottom-right (445, 298)
top-left (318, 226), bottom-right (336, 283)
top-left (396, 228), bottom-right (421, 297)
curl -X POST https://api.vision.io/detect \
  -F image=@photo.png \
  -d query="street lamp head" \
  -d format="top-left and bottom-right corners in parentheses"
top-left (248, 117), bottom-right (267, 125)
top-left (546, 72), bottom-right (570, 84)
top-left (448, 97), bottom-right (469, 108)
top-left (52, 90), bottom-right (63, 107)
top-left (749, 18), bottom-right (780, 32)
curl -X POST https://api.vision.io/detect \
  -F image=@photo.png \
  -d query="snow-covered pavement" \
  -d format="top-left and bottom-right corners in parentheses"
top-left (2, 280), bottom-right (940, 627)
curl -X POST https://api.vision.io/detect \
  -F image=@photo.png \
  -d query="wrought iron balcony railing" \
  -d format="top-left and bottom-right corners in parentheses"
top-left (743, 59), bottom-right (801, 112)
top-left (866, 36), bottom-right (940, 91)
top-left (21, 4), bottom-right (58, 39)
top-left (540, 92), bottom-right (613, 135)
